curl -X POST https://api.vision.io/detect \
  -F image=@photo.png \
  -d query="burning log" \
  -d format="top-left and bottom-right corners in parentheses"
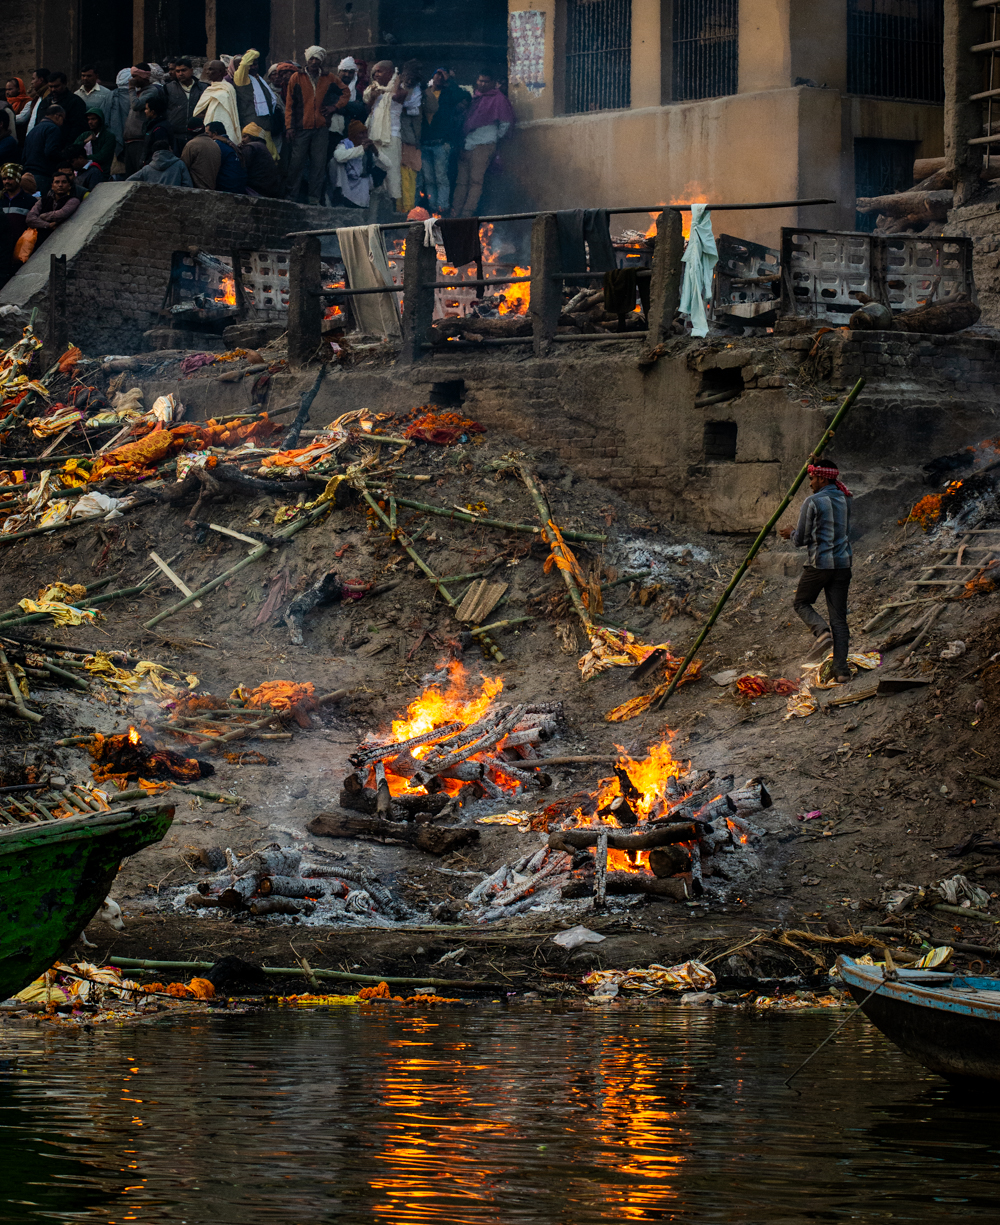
top-left (728, 783), bottom-right (772, 813)
top-left (547, 820), bottom-right (711, 852)
top-left (605, 871), bottom-right (689, 900)
top-left (307, 811), bottom-right (479, 856)
top-left (338, 786), bottom-right (453, 819)
top-left (350, 722), bottom-right (464, 768)
top-left (648, 845), bottom-right (692, 877)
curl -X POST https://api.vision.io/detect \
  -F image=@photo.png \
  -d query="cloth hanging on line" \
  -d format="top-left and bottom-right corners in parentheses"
top-left (335, 224), bottom-right (402, 339)
top-left (603, 268), bottom-right (650, 319)
top-left (555, 209), bottom-right (616, 276)
top-left (679, 204), bottom-right (718, 338)
top-left (438, 217), bottom-right (482, 267)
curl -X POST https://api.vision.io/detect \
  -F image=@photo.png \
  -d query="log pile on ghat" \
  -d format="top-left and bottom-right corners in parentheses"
top-left (184, 843), bottom-right (419, 919)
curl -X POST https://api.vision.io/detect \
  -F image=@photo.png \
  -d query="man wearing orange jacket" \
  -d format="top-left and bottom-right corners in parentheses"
top-left (285, 46), bottom-right (350, 204)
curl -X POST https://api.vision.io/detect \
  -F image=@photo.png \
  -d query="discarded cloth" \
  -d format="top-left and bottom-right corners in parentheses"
top-left (18, 582), bottom-right (101, 626)
top-left (438, 217), bottom-right (482, 267)
top-left (404, 410), bottom-right (485, 445)
top-left (735, 673), bottom-right (800, 697)
top-left (336, 224), bottom-right (401, 338)
top-left (247, 679), bottom-right (315, 711)
top-left (679, 204), bottom-right (718, 338)
top-left (583, 961), bottom-right (716, 995)
top-left (180, 352), bottom-right (218, 375)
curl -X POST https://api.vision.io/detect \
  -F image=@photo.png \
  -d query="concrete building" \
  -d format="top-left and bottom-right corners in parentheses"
top-left (501, 0), bottom-right (946, 249)
top-left (1, 0), bottom-right (505, 96)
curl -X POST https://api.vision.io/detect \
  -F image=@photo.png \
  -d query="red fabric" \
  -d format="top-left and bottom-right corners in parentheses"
top-left (808, 463), bottom-right (852, 498)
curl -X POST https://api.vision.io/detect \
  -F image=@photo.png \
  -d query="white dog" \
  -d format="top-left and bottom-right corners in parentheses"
top-left (78, 897), bottom-right (124, 948)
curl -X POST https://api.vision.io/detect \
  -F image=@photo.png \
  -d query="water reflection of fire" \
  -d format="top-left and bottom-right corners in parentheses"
top-left (214, 275), bottom-right (237, 306)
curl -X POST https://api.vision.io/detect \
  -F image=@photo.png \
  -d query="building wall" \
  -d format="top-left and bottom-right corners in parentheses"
top-left (0, 182), bottom-right (359, 355)
top-left (503, 0), bottom-right (944, 251)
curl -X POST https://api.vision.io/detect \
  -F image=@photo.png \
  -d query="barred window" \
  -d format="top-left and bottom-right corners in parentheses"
top-left (565, 0), bottom-right (631, 114)
top-left (847, 0), bottom-right (944, 102)
top-left (672, 0), bottom-right (738, 102)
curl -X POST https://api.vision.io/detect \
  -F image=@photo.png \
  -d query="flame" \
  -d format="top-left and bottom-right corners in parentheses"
top-left (480, 224), bottom-right (530, 315)
top-left (903, 479), bottom-right (964, 530)
top-left (128, 725), bottom-right (140, 746)
top-left (569, 741), bottom-right (687, 873)
top-left (214, 275), bottom-right (237, 306)
top-left (644, 184), bottom-right (710, 240)
top-left (376, 662), bottom-right (513, 796)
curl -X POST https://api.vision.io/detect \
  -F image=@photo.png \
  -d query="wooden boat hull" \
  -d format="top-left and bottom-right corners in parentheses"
top-left (0, 804), bottom-right (173, 1000)
top-left (838, 955), bottom-right (1000, 1082)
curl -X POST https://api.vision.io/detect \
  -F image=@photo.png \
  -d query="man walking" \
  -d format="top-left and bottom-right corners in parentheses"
top-left (779, 459), bottom-right (853, 682)
top-left (285, 47), bottom-right (350, 204)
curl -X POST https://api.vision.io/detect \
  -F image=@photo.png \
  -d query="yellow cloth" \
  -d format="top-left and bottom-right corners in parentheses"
top-left (18, 583), bottom-right (99, 626)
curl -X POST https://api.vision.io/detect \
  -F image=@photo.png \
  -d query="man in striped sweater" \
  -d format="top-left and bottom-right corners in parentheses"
top-left (779, 460), bottom-right (853, 682)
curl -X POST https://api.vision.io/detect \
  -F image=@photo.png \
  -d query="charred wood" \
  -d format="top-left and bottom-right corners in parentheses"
top-left (547, 821), bottom-right (710, 852)
top-left (605, 871), bottom-right (689, 900)
top-left (307, 811), bottom-right (479, 855)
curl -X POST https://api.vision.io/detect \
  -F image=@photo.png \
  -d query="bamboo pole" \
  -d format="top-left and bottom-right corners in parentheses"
top-left (518, 465), bottom-right (593, 632)
top-left (361, 491), bottom-right (506, 664)
top-left (107, 956), bottom-right (495, 990)
top-left (651, 377), bottom-right (866, 710)
top-left (364, 486), bottom-right (607, 542)
top-left (0, 579), bottom-right (153, 629)
top-left (144, 503), bottom-right (330, 629)
top-left (0, 574), bottom-right (116, 622)
top-left (0, 646), bottom-right (40, 721)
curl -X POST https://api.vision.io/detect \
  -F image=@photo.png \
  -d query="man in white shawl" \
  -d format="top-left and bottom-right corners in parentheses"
top-left (193, 60), bottom-right (240, 145)
top-left (364, 60), bottom-right (421, 206)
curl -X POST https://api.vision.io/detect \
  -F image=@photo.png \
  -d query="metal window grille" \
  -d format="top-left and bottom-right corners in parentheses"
top-left (672, 0), bottom-right (738, 102)
top-left (847, 0), bottom-right (944, 102)
top-left (565, 0), bottom-right (631, 114)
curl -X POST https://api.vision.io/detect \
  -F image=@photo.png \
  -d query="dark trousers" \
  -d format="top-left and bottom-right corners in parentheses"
top-left (286, 128), bottom-right (328, 202)
top-left (794, 565), bottom-right (852, 672)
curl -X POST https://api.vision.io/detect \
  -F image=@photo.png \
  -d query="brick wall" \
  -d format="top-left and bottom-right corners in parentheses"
top-left (0, 183), bottom-right (365, 355)
top-left (0, 12), bottom-right (39, 87)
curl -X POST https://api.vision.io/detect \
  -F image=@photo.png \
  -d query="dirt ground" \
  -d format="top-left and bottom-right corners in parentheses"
top-left (3, 366), bottom-right (1000, 993)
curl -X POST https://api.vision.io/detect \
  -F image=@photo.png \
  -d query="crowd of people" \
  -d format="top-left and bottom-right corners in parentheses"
top-left (0, 48), bottom-right (516, 286)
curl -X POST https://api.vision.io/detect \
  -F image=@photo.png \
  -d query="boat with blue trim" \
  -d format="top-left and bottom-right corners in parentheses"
top-left (838, 954), bottom-right (1000, 1082)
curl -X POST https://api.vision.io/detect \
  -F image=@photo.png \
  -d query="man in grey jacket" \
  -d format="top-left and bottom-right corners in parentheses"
top-left (780, 459), bottom-right (853, 682)
top-left (126, 141), bottom-right (193, 186)
top-left (164, 59), bottom-right (207, 151)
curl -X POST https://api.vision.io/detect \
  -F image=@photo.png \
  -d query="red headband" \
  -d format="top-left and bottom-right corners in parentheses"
top-left (808, 463), bottom-right (852, 497)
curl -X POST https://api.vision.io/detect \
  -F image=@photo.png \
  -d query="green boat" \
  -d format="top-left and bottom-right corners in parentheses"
top-left (0, 803), bottom-right (173, 1000)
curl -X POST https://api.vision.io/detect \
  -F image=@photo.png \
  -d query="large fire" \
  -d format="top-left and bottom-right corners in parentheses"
top-left (215, 275), bottom-right (237, 306)
top-left (481, 223), bottom-right (530, 315)
top-left (372, 662), bottom-right (512, 797)
top-left (644, 183), bottom-right (710, 240)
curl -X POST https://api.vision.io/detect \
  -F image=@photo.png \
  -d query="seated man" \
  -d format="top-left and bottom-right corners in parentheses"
top-left (206, 120), bottom-right (247, 193)
top-left (240, 123), bottom-right (282, 197)
top-left (65, 148), bottom-right (104, 193)
top-left (25, 171), bottom-right (81, 245)
top-left (126, 139), bottom-right (193, 186)
top-left (330, 118), bottom-right (387, 208)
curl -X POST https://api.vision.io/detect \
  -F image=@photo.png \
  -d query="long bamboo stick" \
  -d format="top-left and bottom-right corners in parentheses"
top-left (107, 956), bottom-right (495, 990)
top-left (0, 579), bottom-right (153, 629)
top-left (364, 486), bottom-right (607, 542)
top-left (518, 465), bottom-right (593, 632)
top-left (144, 503), bottom-right (330, 629)
top-left (0, 646), bottom-right (40, 721)
top-left (651, 377), bottom-right (866, 710)
top-left (0, 574), bottom-right (116, 622)
top-left (361, 491), bottom-right (506, 664)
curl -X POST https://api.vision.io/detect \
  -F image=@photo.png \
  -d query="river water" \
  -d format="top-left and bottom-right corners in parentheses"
top-left (1, 1006), bottom-right (997, 1224)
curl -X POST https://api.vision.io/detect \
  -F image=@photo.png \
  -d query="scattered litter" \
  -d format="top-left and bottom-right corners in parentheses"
top-left (552, 925), bottom-right (605, 950)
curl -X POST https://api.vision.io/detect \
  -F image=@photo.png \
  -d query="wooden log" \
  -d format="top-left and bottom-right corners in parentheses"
top-left (595, 830), bottom-right (608, 907)
top-left (350, 721), bottom-right (463, 767)
top-left (519, 465), bottom-right (592, 634)
top-left (258, 875), bottom-right (324, 898)
top-left (374, 760), bottom-right (392, 816)
top-left (250, 897), bottom-right (314, 916)
top-left (648, 845), bottom-right (691, 877)
top-left (855, 190), bottom-right (952, 218)
top-left (307, 811), bottom-right (479, 856)
top-left (894, 296), bottom-right (981, 335)
top-left (548, 821), bottom-right (710, 852)
top-left (605, 871), bottom-right (689, 900)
